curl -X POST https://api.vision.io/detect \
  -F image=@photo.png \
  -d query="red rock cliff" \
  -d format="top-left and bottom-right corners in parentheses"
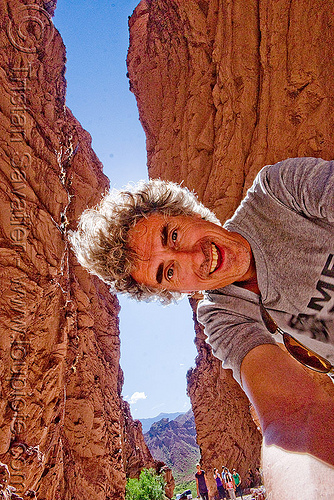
top-left (127, 0), bottom-right (334, 492)
top-left (0, 1), bottom-right (161, 499)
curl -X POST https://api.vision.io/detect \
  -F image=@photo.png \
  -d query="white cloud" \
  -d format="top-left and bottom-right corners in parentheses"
top-left (127, 391), bottom-right (147, 405)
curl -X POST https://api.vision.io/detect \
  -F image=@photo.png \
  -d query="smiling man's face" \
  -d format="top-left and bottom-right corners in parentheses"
top-left (127, 213), bottom-right (255, 293)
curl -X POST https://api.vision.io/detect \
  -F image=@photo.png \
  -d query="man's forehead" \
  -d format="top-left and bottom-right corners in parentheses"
top-left (131, 212), bottom-right (199, 235)
top-left (128, 215), bottom-right (164, 254)
top-left (131, 218), bottom-right (151, 238)
top-left (131, 213), bottom-right (166, 233)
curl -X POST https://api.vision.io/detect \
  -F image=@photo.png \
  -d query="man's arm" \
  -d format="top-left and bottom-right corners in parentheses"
top-left (240, 343), bottom-right (334, 466)
top-left (263, 157), bottom-right (334, 222)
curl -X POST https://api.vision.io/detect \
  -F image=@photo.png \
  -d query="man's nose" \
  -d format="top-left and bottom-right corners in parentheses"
top-left (169, 246), bottom-right (203, 266)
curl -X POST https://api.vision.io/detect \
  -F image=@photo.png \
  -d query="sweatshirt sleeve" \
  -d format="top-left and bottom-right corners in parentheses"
top-left (261, 157), bottom-right (334, 222)
top-left (197, 293), bottom-right (277, 385)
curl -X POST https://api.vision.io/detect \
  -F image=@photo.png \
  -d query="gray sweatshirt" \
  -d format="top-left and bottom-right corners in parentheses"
top-left (197, 157), bottom-right (334, 384)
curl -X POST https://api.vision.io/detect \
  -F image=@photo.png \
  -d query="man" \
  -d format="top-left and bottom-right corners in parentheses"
top-left (195, 463), bottom-right (209, 500)
top-left (70, 157), bottom-right (334, 471)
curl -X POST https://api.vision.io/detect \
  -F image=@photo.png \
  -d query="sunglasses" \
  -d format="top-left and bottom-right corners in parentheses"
top-left (259, 297), bottom-right (334, 375)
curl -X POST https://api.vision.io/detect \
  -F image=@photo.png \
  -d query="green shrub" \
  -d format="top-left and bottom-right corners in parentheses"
top-left (126, 468), bottom-right (166, 500)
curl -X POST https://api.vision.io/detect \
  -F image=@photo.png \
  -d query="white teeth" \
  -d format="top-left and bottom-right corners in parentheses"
top-left (210, 243), bottom-right (218, 273)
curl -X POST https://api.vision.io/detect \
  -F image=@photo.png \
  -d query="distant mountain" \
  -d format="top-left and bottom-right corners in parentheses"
top-left (139, 412), bottom-right (185, 433)
top-left (143, 409), bottom-right (200, 483)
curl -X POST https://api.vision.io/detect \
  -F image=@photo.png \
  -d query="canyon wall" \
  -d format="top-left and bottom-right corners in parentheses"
top-left (0, 1), bottom-right (160, 499)
top-left (127, 0), bottom-right (334, 493)
top-left (1, 0), bottom-right (334, 498)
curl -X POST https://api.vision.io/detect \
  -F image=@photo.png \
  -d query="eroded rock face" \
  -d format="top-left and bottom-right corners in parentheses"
top-left (0, 1), bottom-right (160, 498)
top-left (121, 399), bottom-right (157, 479)
top-left (144, 409), bottom-right (200, 484)
top-left (127, 0), bottom-right (334, 493)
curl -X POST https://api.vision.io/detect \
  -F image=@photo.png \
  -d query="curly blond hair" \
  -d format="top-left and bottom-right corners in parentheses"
top-left (69, 178), bottom-right (220, 302)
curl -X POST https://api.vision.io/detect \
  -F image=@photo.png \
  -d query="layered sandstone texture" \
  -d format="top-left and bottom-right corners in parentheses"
top-left (127, 0), bottom-right (334, 491)
top-left (144, 409), bottom-right (200, 483)
top-left (0, 1), bottom-right (159, 499)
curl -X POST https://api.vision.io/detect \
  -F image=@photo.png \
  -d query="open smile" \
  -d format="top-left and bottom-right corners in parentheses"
top-left (209, 243), bottom-right (223, 274)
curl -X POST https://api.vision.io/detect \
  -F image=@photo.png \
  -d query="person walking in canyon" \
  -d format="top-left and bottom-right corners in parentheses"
top-left (223, 469), bottom-right (236, 500)
top-left (71, 157), bottom-right (334, 492)
top-left (195, 463), bottom-right (209, 500)
top-left (232, 469), bottom-right (243, 499)
top-left (246, 469), bottom-right (254, 490)
top-left (214, 468), bottom-right (227, 500)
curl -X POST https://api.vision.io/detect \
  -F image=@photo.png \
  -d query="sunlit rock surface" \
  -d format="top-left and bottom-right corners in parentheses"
top-left (0, 1), bottom-right (162, 498)
top-left (127, 0), bottom-right (334, 494)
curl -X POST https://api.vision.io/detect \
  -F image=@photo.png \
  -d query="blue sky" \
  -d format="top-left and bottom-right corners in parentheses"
top-left (53, 0), bottom-right (198, 419)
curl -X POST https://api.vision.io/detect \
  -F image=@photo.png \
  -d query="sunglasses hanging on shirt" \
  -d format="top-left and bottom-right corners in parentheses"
top-left (259, 297), bottom-right (334, 377)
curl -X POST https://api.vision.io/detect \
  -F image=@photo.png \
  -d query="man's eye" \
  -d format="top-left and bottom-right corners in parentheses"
top-left (166, 267), bottom-right (174, 280)
top-left (171, 230), bottom-right (177, 241)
